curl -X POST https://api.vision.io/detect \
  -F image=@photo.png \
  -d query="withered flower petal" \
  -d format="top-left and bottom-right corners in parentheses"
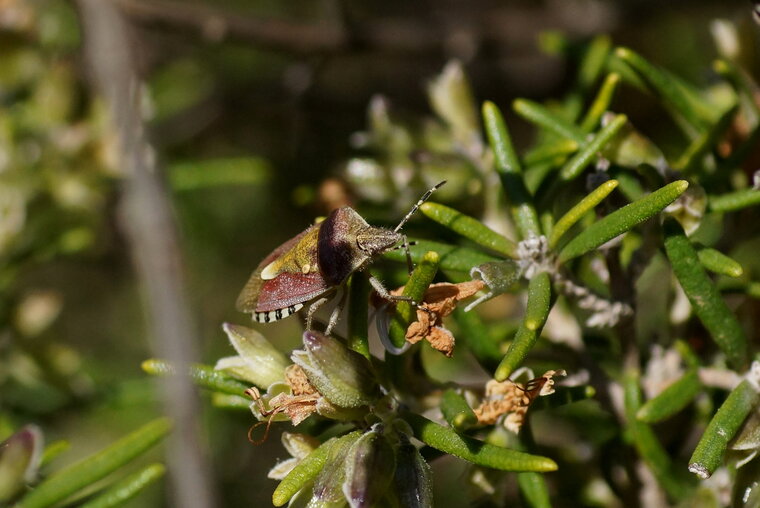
top-left (268, 432), bottom-right (321, 480)
top-left (474, 370), bottom-right (566, 433)
top-left (393, 280), bottom-right (484, 356)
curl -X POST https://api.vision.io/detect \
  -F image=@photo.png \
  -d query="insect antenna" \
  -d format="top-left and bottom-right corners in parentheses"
top-left (393, 180), bottom-right (447, 233)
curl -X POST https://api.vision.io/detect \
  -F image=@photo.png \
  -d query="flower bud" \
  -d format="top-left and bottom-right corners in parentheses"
top-left (664, 183), bottom-right (706, 236)
top-left (282, 432), bottom-right (320, 460)
top-left (427, 60), bottom-right (482, 156)
top-left (268, 432), bottom-right (321, 481)
top-left (0, 425), bottom-right (43, 502)
top-left (344, 158), bottom-right (391, 203)
top-left (292, 331), bottom-right (380, 408)
top-left (312, 432), bottom-right (360, 505)
top-left (365, 95), bottom-right (413, 158)
top-left (342, 427), bottom-right (396, 508)
top-left (391, 435), bottom-right (433, 508)
top-left (218, 323), bottom-right (288, 388)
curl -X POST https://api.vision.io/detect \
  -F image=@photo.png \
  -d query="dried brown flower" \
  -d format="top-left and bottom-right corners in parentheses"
top-left (245, 365), bottom-right (322, 444)
top-left (392, 280), bottom-right (485, 357)
top-left (285, 364), bottom-right (318, 397)
top-left (473, 370), bottom-right (566, 433)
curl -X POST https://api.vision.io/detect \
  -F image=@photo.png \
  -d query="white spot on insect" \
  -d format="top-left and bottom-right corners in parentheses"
top-left (302, 263), bottom-right (311, 274)
top-left (260, 261), bottom-right (278, 280)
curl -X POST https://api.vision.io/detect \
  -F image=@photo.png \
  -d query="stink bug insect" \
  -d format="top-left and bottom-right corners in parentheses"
top-left (236, 181), bottom-right (446, 333)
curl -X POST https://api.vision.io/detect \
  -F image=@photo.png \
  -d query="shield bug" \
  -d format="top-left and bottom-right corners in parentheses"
top-left (236, 181), bottom-right (446, 333)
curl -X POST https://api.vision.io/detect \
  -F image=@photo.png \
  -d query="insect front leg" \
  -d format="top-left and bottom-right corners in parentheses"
top-left (369, 274), bottom-right (436, 322)
top-left (305, 296), bottom-right (331, 331)
top-left (368, 275), bottom-right (416, 306)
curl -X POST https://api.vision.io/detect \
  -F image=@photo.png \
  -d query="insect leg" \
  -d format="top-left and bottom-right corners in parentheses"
top-left (369, 274), bottom-right (436, 323)
top-left (368, 275), bottom-right (416, 306)
top-left (324, 288), bottom-right (348, 336)
top-left (305, 296), bottom-right (331, 331)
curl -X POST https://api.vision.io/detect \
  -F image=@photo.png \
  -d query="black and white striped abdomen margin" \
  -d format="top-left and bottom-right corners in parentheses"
top-left (253, 303), bottom-right (304, 324)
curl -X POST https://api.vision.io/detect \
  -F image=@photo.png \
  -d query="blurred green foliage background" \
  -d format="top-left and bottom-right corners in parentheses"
top-left (0, 0), bottom-right (756, 506)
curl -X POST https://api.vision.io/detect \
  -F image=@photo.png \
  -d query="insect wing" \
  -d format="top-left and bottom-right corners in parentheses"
top-left (236, 225), bottom-right (316, 312)
top-left (255, 271), bottom-right (331, 312)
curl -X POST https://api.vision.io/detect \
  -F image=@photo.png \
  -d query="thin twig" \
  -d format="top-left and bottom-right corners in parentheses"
top-left (76, 1), bottom-right (216, 507)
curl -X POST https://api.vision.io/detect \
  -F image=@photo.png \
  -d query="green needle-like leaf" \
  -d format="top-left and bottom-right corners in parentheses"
top-left (663, 219), bottom-right (748, 368)
top-left (614, 47), bottom-right (710, 133)
top-left (402, 412), bottom-right (557, 472)
top-left (524, 273), bottom-right (553, 331)
top-left (558, 180), bottom-right (688, 262)
top-left (210, 393), bottom-right (251, 410)
top-left (713, 59), bottom-right (760, 119)
top-left (347, 274), bottom-right (370, 359)
top-left (549, 180), bottom-right (619, 248)
top-left (512, 99), bottom-right (586, 144)
top-left (452, 307), bottom-right (505, 372)
top-left (524, 162), bottom-right (556, 195)
top-left (636, 370), bottom-right (701, 423)
top-left (79, 464), bottom-right (166, 508)
top-left (559, 114), bottom-right (627, 181)
top-left (384, 239), bottom-right (500, 272)
top-left (581, 73), bottom-right (621, 132)
top-left (689, 378), bottom-right (760, 479)
top-left (673, 104), bottom-right (738, 173)
top-left (577, 34), bottom-right (612, 91)
top-left (709, 188), bottom-right (760, 212)
top-left (441, 389), bottom-right (478, 431)
top-left (272, 431), bottom-right (361, 507)
top-left (517, 472), bottom-right (552, 508)
top-left (420, 202), bottom-right (517, 258)
top-left (482, 100), bottom-right (522, 174)
top-left (494, 329), bottom-right (536, 383)
top-left (141, 359), bottom-right (250, 396)
top-left (483, 101), bottom-right (541, 238)
top-left (495, 272), bottom-right (552, 381)
top-left (674, 339), bottom-right (701, 369)
top-left (389, 251), bottom-right (440, 348)
top-left (697, 248), bottom-right (743, 278)
top-left (613, 171), bottom-right (646, 201)
top-left (40, 441), bottom-right (70, 468)
top-left (523, 139), bottom-right (579, 166)
top-left (17, 418), bottom-right (172, 508)
top-left (624, 372), bottom-right (693, 500)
